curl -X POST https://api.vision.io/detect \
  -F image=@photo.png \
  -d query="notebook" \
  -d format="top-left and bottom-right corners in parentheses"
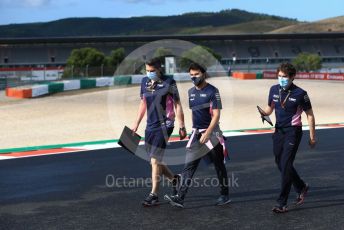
top-left (118, 126), bottom-right (142, 155)
top-left (257, 105), bottom-right (273, 126)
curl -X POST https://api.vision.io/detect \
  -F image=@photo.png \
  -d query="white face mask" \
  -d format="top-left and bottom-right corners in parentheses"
top-left (147, 71), bottom-right (159, 81)
top-left (278, 76), bottom-right (293, 90)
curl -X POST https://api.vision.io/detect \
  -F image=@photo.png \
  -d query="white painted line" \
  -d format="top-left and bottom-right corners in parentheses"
top-left (67, 143), bottom-right (121, 150)
top-left (223, 131), bottom-right (273, 137)
top-left (0, 156), bottom-right (15, 160)
top-left (1, 124), bottom-right (342, 160)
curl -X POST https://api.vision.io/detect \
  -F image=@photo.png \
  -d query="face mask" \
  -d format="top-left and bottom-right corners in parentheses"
top-left (278, 76), bottom-right (292, 90)
top-left (147, 71), bottom-right (159, 81)
top-left (191, 75), bottom-right (204, 86)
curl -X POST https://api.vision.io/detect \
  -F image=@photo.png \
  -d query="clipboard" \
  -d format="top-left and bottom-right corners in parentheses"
top-left (257, 106), bottom-right (273, 126)
top-left (118, 126), bottom-right (142, 155)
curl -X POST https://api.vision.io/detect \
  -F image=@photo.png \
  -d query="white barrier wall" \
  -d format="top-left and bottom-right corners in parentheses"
top-left (31, 85), bottom-right (49, 97)
top-left (131, 75), bottom-right (145, 84)
top-left (7, 72), bottom-right (227, 100)
top-left (62, 80), bottom-right (81, 91)
top-left (173, 73), bottom-right (190, 81)
top-left (96, 77), bottom-right (114, 87)
top-left (131, 74), bottom-right (191, 84)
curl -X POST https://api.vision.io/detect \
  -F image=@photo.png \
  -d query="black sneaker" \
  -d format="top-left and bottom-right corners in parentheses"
top-left (164, 194), bottom-right (184, 208)
top-left (216, 195), bottom-right (231, 206)
top-left (272, 205), bottom-right (288, 214)
top-left (172, 174), bottom-right (181, 196)
top-left (295, 183), bottom-right (309, 206)
top-left (142, 193), bottom-right (159, 207)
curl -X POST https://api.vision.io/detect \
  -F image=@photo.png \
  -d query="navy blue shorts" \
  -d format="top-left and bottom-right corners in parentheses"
top-left (145, 127), bottom-right (174, 162)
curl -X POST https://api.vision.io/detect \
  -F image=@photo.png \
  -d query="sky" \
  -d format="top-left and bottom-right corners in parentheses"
top-left (0, 0), bottom-right (343, 25)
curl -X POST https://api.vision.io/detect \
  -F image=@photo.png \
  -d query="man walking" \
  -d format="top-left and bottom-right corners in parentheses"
top-left (164, 63), bottom-right (230, 208)
top-left (132, 57), bottom-right (187, 207)
top-left (260, 62), bottom-right (316, 213)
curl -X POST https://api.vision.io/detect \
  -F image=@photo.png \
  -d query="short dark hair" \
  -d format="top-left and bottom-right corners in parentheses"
top-left (188, 62), bottom-right (207, 73)
top-left (145, 57), bottom-right (161, 69)
top-left (277, 62), bottom-right (296, 77)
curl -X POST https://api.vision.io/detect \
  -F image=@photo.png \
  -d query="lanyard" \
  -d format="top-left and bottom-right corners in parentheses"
top-left (279, 89), bottom-right (291, 109)
top-left (146, 80), bottom-right (158, 92)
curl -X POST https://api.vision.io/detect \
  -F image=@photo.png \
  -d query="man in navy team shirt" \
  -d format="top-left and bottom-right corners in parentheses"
top-left (164, 62), bottom-right (231, 208)
top-left (261, 62), bottom-right (316, 213)
top-left (132, 58), bottom-right (187, 207)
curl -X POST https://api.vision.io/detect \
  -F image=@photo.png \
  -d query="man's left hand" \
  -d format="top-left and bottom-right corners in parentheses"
top-left (179, 127), bottom-right (187, 140)
top-left (200, 132), bottom-right (210, 144)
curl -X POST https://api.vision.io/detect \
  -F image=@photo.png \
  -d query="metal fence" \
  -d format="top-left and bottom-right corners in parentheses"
top-left (0, 66), bottom-right (122, 90)
top-left (2, 62), bottom-right (343, 90)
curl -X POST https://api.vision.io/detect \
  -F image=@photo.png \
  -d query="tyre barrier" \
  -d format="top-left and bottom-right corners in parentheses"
top-left (32, 84), bottom-right (49, 97)
top-left (63, 80), bottom-right (81, 91)
top-left (6, 72), bottom-right (342, 99)
top-left (5, 76), bottom-right (132, 99)
top-left (48, 82), bottom-right (64, 94)
top-left (232, 72), bottom-right (257, 80)
top-left (80, 79), bottom-right (97, 89)
top-left (6, 86), bottom-right (32, 98)
top-left (96, 77), bottom-right (113, 87)
top-left (114, 76), bottom-right (131, 85)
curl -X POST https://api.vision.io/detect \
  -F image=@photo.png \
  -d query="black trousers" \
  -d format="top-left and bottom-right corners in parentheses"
top-left (273, 126), bottom-right (306, 206)
top-left (178, 143), bottom-right (229, 200)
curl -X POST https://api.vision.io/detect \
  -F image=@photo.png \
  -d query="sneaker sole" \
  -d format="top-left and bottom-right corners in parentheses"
top-left (169, 200), bottom-right (184, 208)
top-left (272, 207), bottom-right (288, 213)
top-left (216, 199), bottom-right (232, 206)
top-left (164, 194), bottom-right (184, 208)
top-left (142, 201), bottom-right (160, 207)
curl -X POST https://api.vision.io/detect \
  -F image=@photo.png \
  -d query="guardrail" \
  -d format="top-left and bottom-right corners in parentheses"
top-left (5, 71), bottom-right (344, 99)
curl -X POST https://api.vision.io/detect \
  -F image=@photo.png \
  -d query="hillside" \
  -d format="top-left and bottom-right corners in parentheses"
top-left (194, 19), bottom-right (299, 35)
top-left (269, 16), bottom-right (344, 33)
top-left (0, 9), bottom-right (297, 38)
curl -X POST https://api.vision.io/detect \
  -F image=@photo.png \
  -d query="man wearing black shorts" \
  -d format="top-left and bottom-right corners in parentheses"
top-left (132, 58), bottom-right (187, 207)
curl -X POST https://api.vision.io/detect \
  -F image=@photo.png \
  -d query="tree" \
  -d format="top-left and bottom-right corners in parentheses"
top-left (104, 48), bottom-right (126, 75)
top-left (66, 47), bottom-right (105, 67)
top-left (64, 47), bottom-right (127, 77)
top-left (292, 53), bottom-right (322, 72)
top-left (106, 48), bottom-right (125, 68)
top-left (180, 45), bottom-right (222, 71)
top-left (64, 47), bottom-right (105, 77)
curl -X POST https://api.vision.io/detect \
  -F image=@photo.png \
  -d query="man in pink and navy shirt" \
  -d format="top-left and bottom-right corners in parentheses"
top-left (262, 62), bottom-right (316, 213)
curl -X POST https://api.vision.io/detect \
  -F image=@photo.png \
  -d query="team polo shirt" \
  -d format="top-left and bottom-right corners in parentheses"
top-left (140, 75), bottom-right (180, 131)
top-left (268, 84), bottom-right (312, 128)
top-left (188, 83), bottom-right (222, 129)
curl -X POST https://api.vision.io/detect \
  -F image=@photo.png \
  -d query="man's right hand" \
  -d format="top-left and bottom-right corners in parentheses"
top-left (309, 138), bottom-right (317, 149)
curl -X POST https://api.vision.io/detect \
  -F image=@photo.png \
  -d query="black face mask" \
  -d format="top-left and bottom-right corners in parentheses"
top-left (191, 75), bottom-right (204, 86)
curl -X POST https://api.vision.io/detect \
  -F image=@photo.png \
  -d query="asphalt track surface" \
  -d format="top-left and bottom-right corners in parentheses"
top-left (1, 128), bottom-right (344, 230)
